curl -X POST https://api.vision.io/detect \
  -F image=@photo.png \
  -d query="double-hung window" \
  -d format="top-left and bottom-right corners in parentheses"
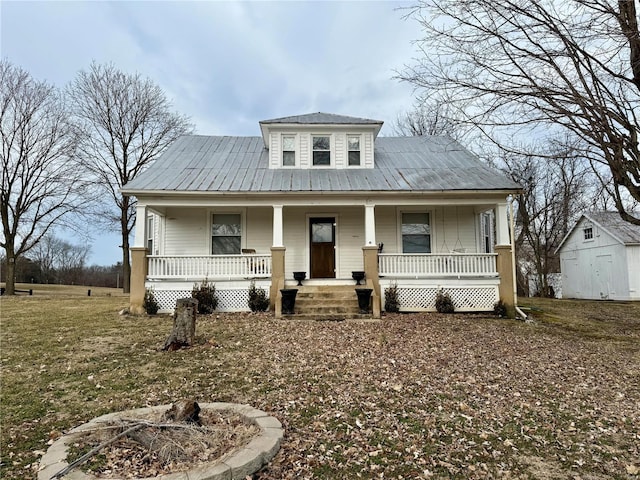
top-left (402, 212), bottom-right (431, 253)
top-left (146, 215), bottom-right (154, 253)
top-left (583, 226), bottom-right (593, 240)
top-left (282, 135), bottom-right (296, 166)
top-left (313, 136), bottom-right (331, 166)
top-left (212, 213), bottom-right (241, 254)
top-left (347, 135), bottom-right (361, 166)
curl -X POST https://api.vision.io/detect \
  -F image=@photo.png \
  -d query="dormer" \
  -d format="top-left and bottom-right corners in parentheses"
top-left (259, 112), bottom-right (383, 170)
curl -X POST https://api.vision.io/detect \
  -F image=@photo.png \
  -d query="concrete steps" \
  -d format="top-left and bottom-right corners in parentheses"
top-left (282, 284), bottom-right (372, 320)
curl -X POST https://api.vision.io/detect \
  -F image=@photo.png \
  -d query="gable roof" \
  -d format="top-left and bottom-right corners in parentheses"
top-left (260, 112), bottom-right (383, 125)
top-left (557, 211), bottom-right (640, 252)
top-left (122, 134), bottom-right (521, 195)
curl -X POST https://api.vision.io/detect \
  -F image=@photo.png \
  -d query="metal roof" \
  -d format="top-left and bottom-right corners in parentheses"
top-left (259, 112), bottom-right (383, 125)
top-left (585, 212), bottom-right (640, 244)
top-left (122, 134), bottom-right (521, 195)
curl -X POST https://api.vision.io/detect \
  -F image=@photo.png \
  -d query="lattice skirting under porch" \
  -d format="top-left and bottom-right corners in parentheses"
top-left (389, 286), bottom-right (499, 312)
top-left (152, 288), bottom-right (252, 313)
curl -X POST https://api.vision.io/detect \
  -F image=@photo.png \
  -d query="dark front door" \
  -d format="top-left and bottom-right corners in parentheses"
top-left (310, 217), bottom-right (335, 278)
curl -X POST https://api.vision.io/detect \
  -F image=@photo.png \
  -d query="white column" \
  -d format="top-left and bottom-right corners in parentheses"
top-left (133, 204), bottom-right (147, 248)
top-left (495, 202), bottom-right (510, 246)
top-left (365, 204), bottom-right (376, 246)
top-left (273, 205), bottom-right (284, 247)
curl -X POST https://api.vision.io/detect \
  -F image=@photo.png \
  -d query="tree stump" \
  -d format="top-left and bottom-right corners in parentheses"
top-left (163, 399), bottom-right (201, 424)
top-left (163, 298), bottom-right (198, 351)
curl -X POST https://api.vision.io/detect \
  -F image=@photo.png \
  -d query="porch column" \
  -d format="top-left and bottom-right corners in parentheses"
top-left (130, 204), bottom-right (148, 314)
top-left (270, 246), bottom-right (286, 317)
top-left (495, 201), bottom-right (516, 317)
top-left (273, 205), bottom-right (284, 247)
top-left (364, 204), bottom-right (376, 246)
top-left (363, 245), bottom-right (381, 319)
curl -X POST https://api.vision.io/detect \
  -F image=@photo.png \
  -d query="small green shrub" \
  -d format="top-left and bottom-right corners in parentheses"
top-left (493, 300), bottom-right (507, 317)
top-left (191, 278), bottom-right (218, 314)
top-left (143, 288), bottom-right (159, 315)
top-left (384, 283), bottom-right (400, 313)
top-left (435, 289), bottom-right (455, 313)
top-left (248, 280), bottom-right (270, 312)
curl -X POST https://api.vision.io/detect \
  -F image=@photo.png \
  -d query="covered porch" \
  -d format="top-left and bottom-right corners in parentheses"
top-left (129, 197), bottom-right (516, 316)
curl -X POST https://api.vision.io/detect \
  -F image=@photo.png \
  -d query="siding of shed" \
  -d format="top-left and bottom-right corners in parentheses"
top-left (559, 217), bottom-right (635, 300)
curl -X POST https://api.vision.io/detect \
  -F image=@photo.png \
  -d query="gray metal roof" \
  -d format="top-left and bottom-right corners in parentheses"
top-left (122, 134), bottom-right (521, 194)
top-left (260, 112), bottom-right (383, 125)
top-left (585, 212), bottom-right (640, 244)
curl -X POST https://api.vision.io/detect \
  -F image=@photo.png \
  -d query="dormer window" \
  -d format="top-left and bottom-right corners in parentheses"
top-left (282, 135), bottom-right (296, 166)
top-left (583, 226), bottom-right (593, 240)
top-left (313, 136), bottom-right (331, 166)
top-left (348, 135), bottom-right (361, 166)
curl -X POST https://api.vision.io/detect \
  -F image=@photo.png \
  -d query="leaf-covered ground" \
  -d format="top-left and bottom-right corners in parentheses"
top-left (1, 290), bottom-right (639, 479)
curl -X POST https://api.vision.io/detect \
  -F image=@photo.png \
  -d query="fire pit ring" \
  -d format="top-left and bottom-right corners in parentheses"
top-left (38, 403), bottom-right (283, 480)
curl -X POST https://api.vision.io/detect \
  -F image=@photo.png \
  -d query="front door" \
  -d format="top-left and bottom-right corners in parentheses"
top-left (310, 217), bottom-right (335, 278)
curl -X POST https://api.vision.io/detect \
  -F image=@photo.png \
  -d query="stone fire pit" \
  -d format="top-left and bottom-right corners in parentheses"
top-left (38, 403), bottom-right (284, 480)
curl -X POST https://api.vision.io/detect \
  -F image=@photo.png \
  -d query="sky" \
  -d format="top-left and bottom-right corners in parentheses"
top-left (1, 0), bottom-right (424, 266)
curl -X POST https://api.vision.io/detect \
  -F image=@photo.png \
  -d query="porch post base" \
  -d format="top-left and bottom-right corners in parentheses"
top-left (495, 245), bottom-right (516, 318)
top-left (270, 246), bottom-right (286, 316)
top-left (130, 247), bottom-right (148, 315)
top-left (362, 245), bottom-right (381, 319)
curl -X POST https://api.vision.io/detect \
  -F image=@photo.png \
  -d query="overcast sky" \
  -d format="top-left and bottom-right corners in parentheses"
top-left (1, 0), bottom-right (423, 266)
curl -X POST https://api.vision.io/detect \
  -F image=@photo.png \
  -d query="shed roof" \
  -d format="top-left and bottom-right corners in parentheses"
top-left (122, 134), bottom-right (521, 195)
top-left (556, 211), bottom-right (640, 252)
top-left (584, 212), bottom-right (640, 244)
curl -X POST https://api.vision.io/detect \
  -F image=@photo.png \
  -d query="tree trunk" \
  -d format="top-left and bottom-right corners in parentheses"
top-left (163, 298), bottom-right (198, 351)
top-left (4, 255), bottom-right (16, 295)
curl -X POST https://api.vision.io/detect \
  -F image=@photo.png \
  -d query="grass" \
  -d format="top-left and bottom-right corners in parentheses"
top-left (1, 287), bottom-right (639, 479)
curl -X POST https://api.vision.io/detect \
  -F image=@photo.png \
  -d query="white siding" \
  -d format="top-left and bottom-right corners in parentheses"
top-left (269, 132), bottom-right (279, 168)
top-left (335, 133), bottom-right (346, 167)
top-left (363, 132), bottom-right (374, 168)
top-left (246, 207), bottom-right (273, 253)
top-left (163, 208), bottom-right (209, 255)
top-left (559, 217), bottom-right (638, 300)
top-left (283, 207), bottom-right (308, 275)
top-left (336, 207), bottom-right (365, 276)
top-left (626, 246), bottom-right (640, 300)
top-left (300, 133), bottom-right (310, 168)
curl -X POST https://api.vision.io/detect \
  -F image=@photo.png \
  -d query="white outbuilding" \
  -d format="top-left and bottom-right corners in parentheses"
top-left (557, 212), bottom-right (640, 301)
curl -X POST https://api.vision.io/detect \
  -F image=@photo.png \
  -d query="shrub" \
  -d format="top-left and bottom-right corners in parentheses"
top-left (191, 278), bottom-right (218, 314)
top-left (435, 289), bottom-right (455, 313)
top-left (384, 283), bottom-right (400, 313)
top-left (248, 280), bottom-right (270, 312)
top-left (143, 288), bottom-right (159, 315)
top-left (493, 300), bottom-right (507, 318)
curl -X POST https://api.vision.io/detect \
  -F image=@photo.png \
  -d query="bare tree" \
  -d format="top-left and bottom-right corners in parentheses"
top-left (394, 98), bottom-right (463, 138)
top-left (400, 0), bottom-right (640, 225)
top-left (500, 138), bottom-right (596, 296)
top-left (68, 63), bottom-right (193, 293)
top-left (1, 61), bottom-right (85, 295)
top-left (30, 234), bottom-right (90, 284)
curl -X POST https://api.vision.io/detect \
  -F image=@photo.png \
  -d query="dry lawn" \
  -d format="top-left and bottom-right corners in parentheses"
top-left (1, 287), bottom-right (639, 479)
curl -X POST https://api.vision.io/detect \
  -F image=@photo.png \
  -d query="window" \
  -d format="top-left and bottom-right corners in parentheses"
top-left (282, 135), bottom-right (295, 166)
top-left (402, 212), bottom-right (431, 253)
top-left (146, 215), bottom-right (154, 253)
top-left (347, 135), bottom-right (361, 166)
top-left (583, 226), bottom-right (593, 240)
top-left (313, 136), bottom-right (331, 165)
top-left (212, 213), bottom-right (241, 254)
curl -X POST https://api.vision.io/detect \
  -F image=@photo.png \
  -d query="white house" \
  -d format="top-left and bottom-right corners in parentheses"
top-left (121, 113), bottom-right (522, 317)
top-left (557, 212), bottom-right (640, 301)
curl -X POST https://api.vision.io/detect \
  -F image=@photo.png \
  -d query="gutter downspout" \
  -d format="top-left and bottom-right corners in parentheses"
top-left (509, 195), bottom-right (527, 321)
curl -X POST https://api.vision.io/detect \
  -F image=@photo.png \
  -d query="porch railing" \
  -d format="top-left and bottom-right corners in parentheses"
top-left (378, 253), bottom-right (498, 277)
top-left (147, 254), bottom-right (272, 279)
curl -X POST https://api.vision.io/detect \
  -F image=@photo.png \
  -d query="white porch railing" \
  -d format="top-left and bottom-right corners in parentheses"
top-left (378, 253), bottom-right (498, 277)
top-left (147, 255), bottom-right (272, 279)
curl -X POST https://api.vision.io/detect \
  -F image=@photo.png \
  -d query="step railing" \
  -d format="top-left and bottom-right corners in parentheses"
top-left (147, 254), bottom-right (272, 279)
top-left (378, 253), bottom-right (498, 277)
